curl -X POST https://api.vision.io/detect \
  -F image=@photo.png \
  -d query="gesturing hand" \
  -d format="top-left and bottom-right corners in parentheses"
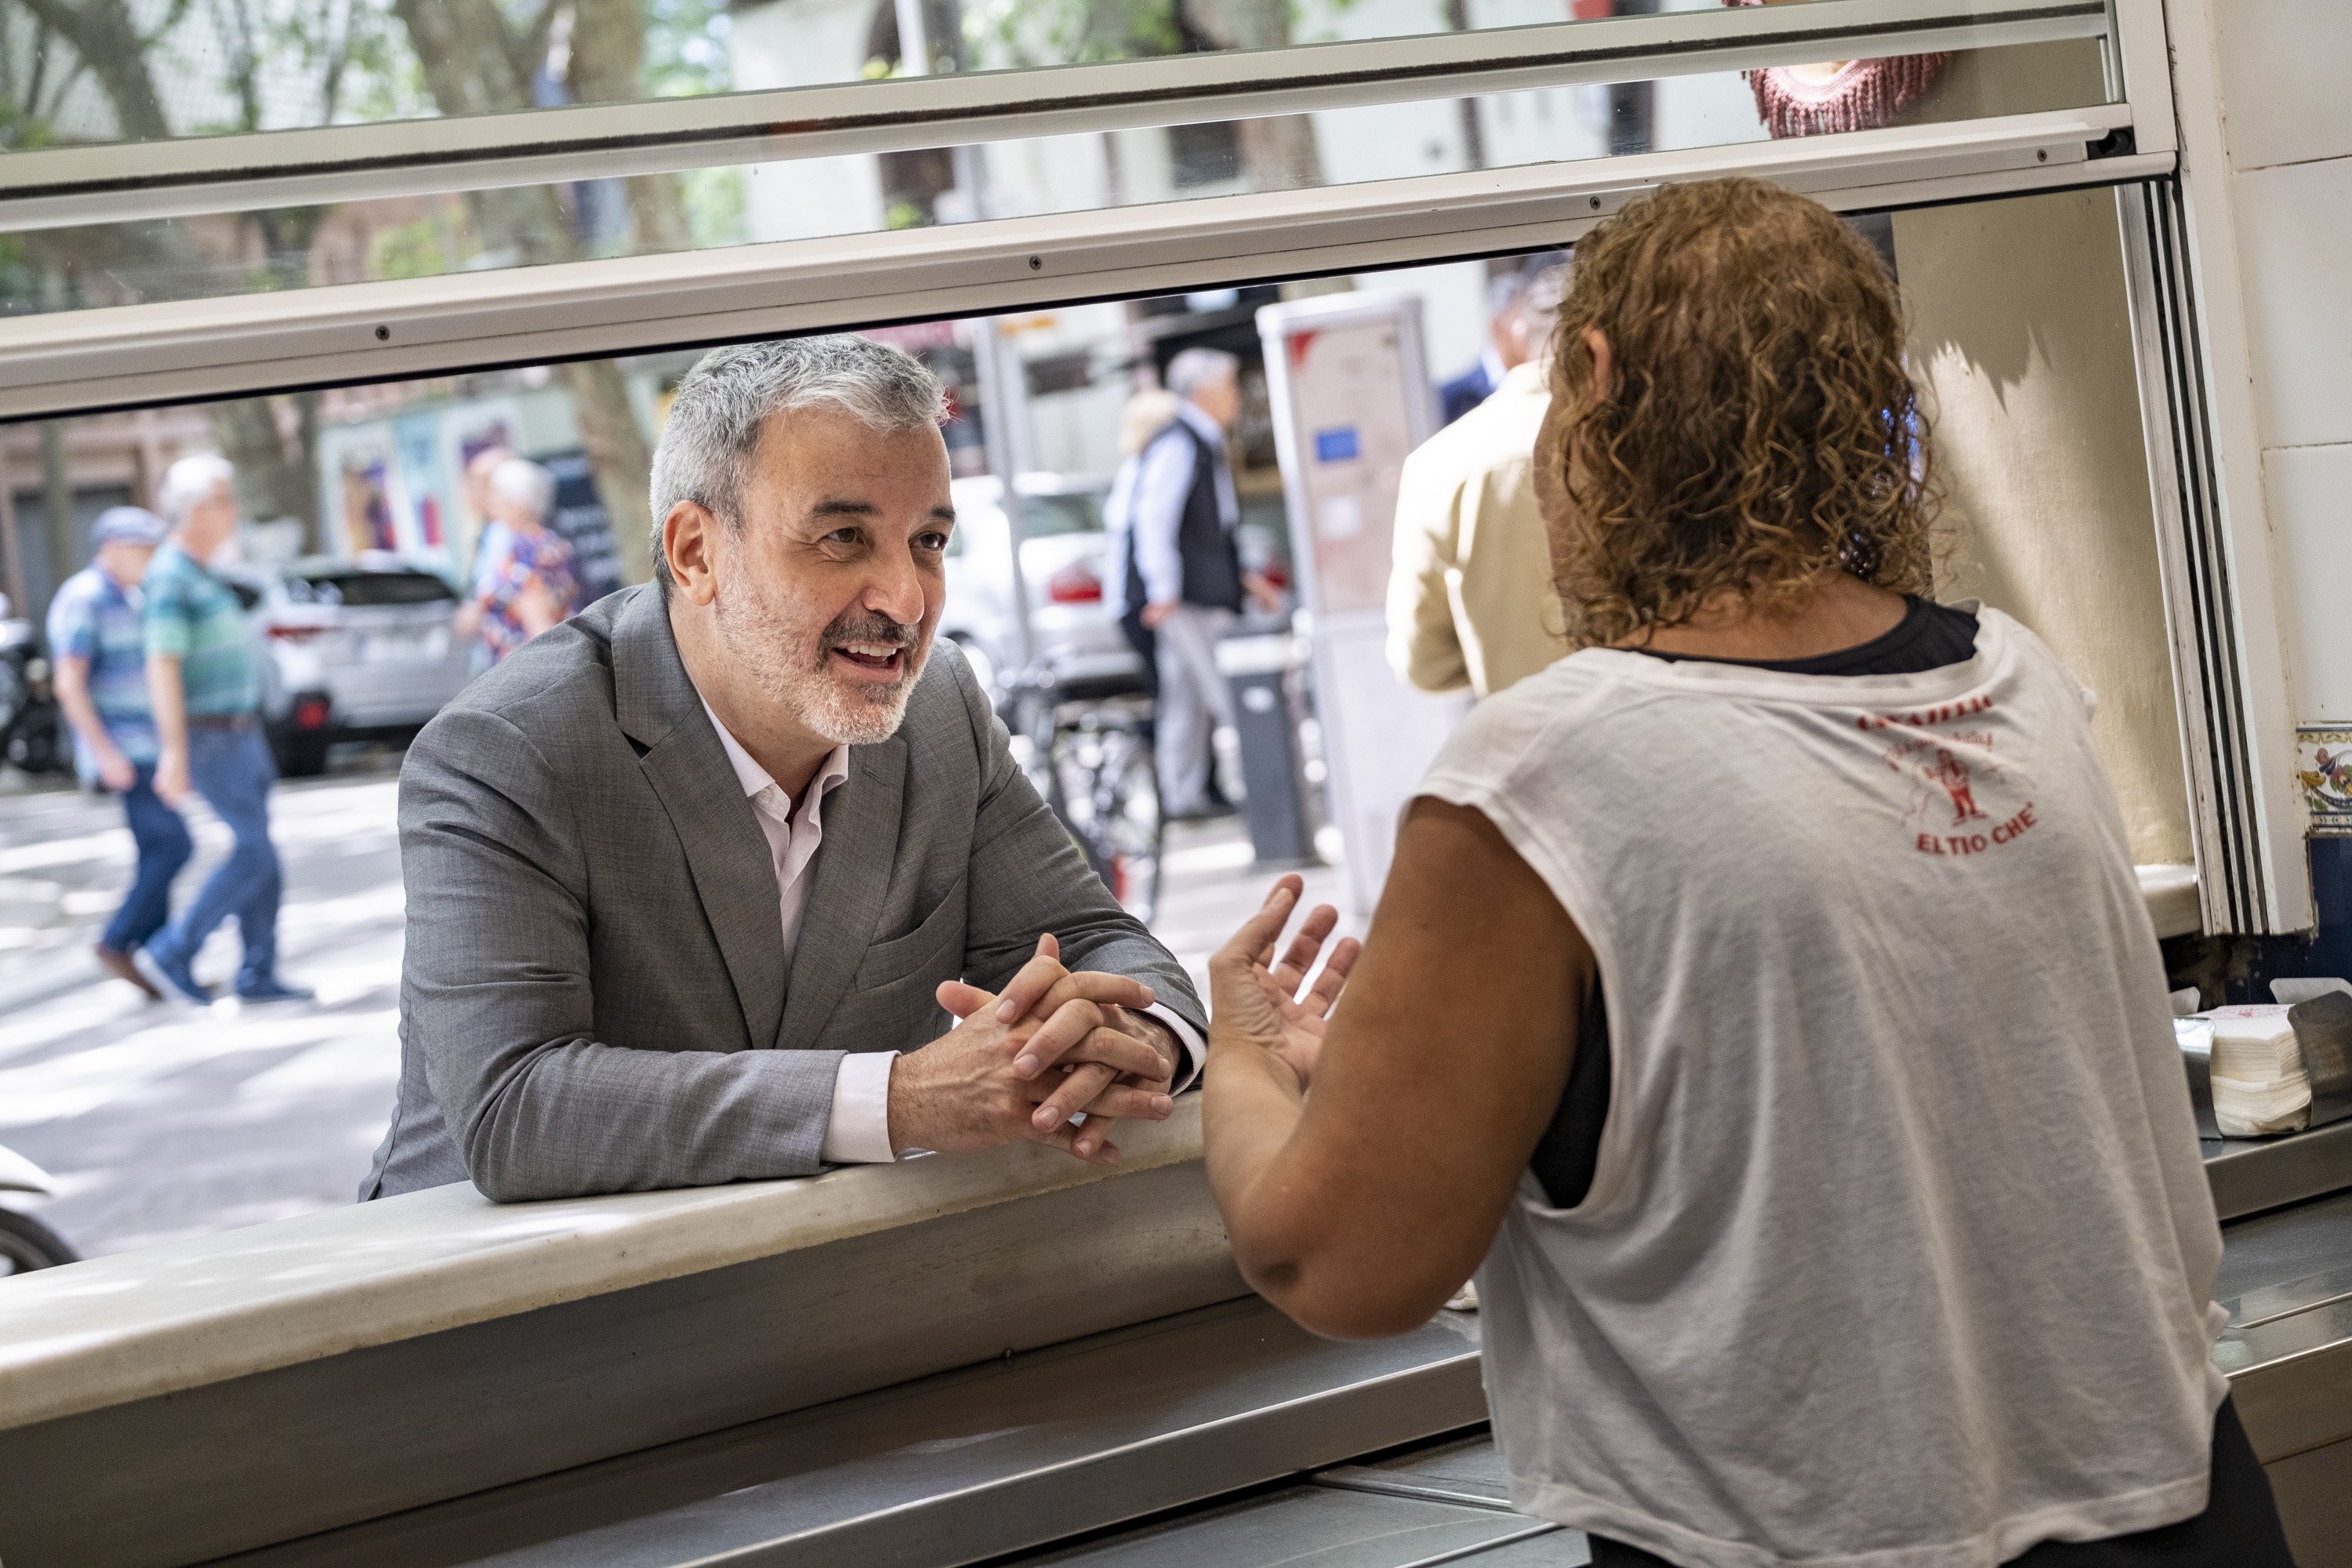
top-left (1208, 875), bottom-right (1358, 1091)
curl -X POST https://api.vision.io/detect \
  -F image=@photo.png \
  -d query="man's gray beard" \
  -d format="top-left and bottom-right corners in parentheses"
top-left (714, 579), bottom-right (928, 747)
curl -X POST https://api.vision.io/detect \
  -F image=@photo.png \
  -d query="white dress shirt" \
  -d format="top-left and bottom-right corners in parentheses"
top-left (699, 700), bottom-right (1204, 1167)
top-left (1104, 398), bottom-right (1237, 618)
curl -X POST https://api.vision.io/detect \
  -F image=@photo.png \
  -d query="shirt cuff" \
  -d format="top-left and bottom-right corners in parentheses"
top-left (818, 1051), bottom-right (899, 1164)
top-left (1144, 1003), bottom-right (1206, 1091)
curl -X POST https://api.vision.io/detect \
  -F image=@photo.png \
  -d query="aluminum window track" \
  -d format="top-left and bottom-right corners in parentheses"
top-left (0, 104), bottom-right (2160, 422)
top-left (0, 0), bottom-right (2108, 233)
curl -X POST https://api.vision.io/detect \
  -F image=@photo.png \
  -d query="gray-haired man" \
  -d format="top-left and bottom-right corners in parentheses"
top-left (1109, 347), bottom-right (1274, 819)
top-left (364, 336), bottom-right (1203, 1202)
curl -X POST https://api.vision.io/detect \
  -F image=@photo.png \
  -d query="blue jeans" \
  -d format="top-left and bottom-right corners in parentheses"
top-left (148, 725), bottom-right (284, 991)
top-left (100, 764), bottom-right (194, 956)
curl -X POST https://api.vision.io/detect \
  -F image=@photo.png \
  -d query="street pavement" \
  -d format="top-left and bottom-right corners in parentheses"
top-left (0, 753), bottom-right (412, 1258)
top-left (0, 758), bottom-right (1346, 1261)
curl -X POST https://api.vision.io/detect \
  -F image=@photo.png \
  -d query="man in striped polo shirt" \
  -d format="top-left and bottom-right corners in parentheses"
top-left (136, 455), bottom-right (311, 1007)
top-left (49, 506), bottom-right (191, 999)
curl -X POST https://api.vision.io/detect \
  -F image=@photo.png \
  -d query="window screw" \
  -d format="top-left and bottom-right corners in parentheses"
top-left (374, 325), bottom-right (390, 342)
top-left (1028, 255), bottom-right (1043, 271)
top-left (2036, 148), bottom-right (2049, 163)
top-left (1588, 196), bottom-right (1602, 211)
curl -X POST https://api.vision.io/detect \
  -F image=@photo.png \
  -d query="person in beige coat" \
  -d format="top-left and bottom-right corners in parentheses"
top-left (1386, 264), bottom-right (1572, 699)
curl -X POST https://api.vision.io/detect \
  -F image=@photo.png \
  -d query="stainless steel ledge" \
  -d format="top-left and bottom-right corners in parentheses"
top-left (210, 1299), bottom-right (1487, 1568)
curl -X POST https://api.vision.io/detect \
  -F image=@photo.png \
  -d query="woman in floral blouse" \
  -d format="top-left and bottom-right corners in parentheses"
top-left (469, 457), bottom-right (578, 663)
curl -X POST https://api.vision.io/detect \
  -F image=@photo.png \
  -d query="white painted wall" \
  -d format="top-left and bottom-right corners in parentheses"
top-left (731, 0), bottom-right (888, 244)
top-left (2192, 0), bottom-right (2352, 730)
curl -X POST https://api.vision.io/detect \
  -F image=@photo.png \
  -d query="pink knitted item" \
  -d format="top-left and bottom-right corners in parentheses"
top-left (1724, 0), bottom-right (1951, 140)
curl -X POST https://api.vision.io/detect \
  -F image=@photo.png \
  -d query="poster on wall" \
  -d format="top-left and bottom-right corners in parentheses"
top-left (318, 397), bottom-right (527, 572)
top-left (1258, 290), bottom-right (1461, 916)
top-left (539, 449), bottom-right (626, 605)
top-left (441, 401), bottom-right (523, 579)
top-left (318, 424), bottom-right (400, 557)
top-left (393, 413), bottom-right (450, 556)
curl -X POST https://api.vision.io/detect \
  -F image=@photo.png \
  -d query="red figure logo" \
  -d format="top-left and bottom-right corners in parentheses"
top-left (1929, 746), bottom-right (1986, 825)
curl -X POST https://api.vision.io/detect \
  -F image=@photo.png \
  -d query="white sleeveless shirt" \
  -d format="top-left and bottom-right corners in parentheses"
top-left (1417, 606), bottom-right (2226, 1568)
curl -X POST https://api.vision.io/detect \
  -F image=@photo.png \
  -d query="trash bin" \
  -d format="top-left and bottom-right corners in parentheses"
top-left (1216, 632), bottom-right (1315, 868)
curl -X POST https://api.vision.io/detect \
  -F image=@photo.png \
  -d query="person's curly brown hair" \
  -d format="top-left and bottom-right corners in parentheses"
top-left (1540, 177), bottom-right (1937, 648)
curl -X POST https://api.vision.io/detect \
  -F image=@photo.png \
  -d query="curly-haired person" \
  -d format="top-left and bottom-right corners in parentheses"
top-left (1198, 179), bottom-right (2292, 1568)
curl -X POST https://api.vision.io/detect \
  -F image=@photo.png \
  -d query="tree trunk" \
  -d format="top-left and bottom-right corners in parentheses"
top-left (1443, 0), bottom-right (1486, 169)
top-left (18, 3), bottom-right (331, 556)
top-left (1182, 0), bottom-right (1324, 191)
top-left (564, 361), bottom-right (655, 584)
top-left (211, 396), bottom-right (322, 551)
top-left (564, 0), bottom-right (695, 257)
top-left (40, 420), bottom-right (75, 609)
top-left (389, 0), bottom-right (656, 583)
top-left (17, 0), bottom-right (170, 140)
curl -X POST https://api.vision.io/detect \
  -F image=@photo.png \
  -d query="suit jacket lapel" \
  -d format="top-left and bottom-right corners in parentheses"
top-left (778, 735), bottom-right (906, 1049)
top-left (611, 587), bottom-right (786, 1053)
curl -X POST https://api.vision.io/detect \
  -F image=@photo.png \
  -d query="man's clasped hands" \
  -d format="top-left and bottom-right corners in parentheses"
top-left (895, 881), bottom-right (1358, 1169)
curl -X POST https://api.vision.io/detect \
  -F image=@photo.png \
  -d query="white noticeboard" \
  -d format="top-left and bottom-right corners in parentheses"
top-left (1258, 292), bottom-right (1470, 917)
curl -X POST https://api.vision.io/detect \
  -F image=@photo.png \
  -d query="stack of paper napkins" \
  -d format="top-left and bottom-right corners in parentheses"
top-left (2201, 1004), bottom-right (2310, 1135)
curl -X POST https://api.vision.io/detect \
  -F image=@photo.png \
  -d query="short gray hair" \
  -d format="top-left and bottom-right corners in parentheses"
top-left (1165, 347), bottom-right (1240, 400)
top-left (648, 335), bottom-right (947, 588)
top-left (158, 453), bottom-right (235, 528)
top-left (488, 457), bottom-right (557, 523)
top-left (1519, 263), bottom-right (1570, 345)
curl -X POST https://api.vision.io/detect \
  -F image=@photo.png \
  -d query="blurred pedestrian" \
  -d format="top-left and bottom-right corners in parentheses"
top-left (471, 458), bottom-right (579, 664)
top-left (1388, 263), bottom-right (1574, 698)
top-left (1102, 387), bottom-right (1181, 702)
top-left (1436, 270), bottom-right (1533, 426)
top-left (456, 444), bottom-right (517, 670)
top-left (136, 455), bottom-right (312, 1007)
top-left (1123, 349), bottom-right (1281, 819)
top-left (47, 506), bottom-right (188, 1000)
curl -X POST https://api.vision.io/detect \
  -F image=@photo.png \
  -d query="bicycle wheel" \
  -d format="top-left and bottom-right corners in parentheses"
top-left (0, 1207), bottom-right (77, 1274)
top-left (1060, 724), bottom-right (1163, 924)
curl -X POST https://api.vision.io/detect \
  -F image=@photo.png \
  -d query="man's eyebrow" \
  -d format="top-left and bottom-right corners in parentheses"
top-left (807, 498), bottom-right (880, 519)
top-left (931, 505), bottom-right (956, 523)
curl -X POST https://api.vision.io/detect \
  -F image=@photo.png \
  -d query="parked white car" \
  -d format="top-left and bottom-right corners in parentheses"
top-left (227, 555), bottom-right (477, 775)
top-left (940, 474), bottom-right (1144, 699)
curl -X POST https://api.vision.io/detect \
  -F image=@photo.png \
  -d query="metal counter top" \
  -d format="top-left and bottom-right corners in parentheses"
top-left (12, 1105), bottom-right (2341, 1568)
top-left (201, 1182), bottom-right (2352, 1568)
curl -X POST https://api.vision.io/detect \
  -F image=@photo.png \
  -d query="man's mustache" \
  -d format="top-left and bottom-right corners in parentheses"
top-left (822, 612), bottom-right (920, 650)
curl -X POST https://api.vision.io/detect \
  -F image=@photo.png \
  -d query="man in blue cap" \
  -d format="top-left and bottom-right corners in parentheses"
top-left (48, 505), bottom-right (190, 999)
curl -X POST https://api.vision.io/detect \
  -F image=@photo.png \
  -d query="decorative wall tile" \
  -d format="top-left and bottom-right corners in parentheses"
top-left (2297, 726), bottom-right (2352, 835)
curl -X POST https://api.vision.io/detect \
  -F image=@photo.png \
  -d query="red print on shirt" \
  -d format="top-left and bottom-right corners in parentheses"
top-left (1869, 699), bottom-right (2037, 856)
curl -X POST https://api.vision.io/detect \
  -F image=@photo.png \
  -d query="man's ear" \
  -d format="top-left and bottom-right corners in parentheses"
top-left (664, 501), bottom-right (724, 607)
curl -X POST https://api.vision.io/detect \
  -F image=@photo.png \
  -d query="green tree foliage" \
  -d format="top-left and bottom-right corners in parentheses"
top-left (0, 1), bottom-right (746, 583)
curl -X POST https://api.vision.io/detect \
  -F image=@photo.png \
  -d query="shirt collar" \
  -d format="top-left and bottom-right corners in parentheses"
top-left (1174, 398), bottom-right (1227, 448)
top-left (697, 695), bottom-right (850, 810)
top-left (1499, 360), bottom-right (1552, 397)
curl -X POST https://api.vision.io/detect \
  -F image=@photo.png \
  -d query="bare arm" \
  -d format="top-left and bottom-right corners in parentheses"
top-left (53, 654), bottom-right (133, 789)
top-left (1205, 798), bottom-right (1590, 1338)
top-left (147, 654), bottom-right (190, 804)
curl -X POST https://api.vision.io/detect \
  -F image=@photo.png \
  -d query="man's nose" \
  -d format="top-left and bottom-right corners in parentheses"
top-left (862, 546), bottom-right (927, 627)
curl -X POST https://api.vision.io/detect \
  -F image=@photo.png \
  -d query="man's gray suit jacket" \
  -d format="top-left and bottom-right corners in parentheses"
top-left (361, 583), bottom-right (1204, 1202)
